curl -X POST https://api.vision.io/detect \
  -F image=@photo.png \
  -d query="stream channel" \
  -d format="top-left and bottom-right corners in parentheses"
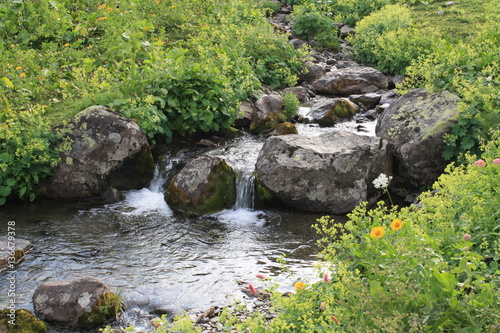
top-left (0, 114), bottom-right (376, 332)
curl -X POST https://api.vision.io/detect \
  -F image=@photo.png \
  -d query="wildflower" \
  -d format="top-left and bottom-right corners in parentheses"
top-left (64, 43), bottom-right (70, 46)
top-left (294, 281), bottom-right (306, 290)
top-left (323, 273), bottom-right (330, 283)
top-left (474, 159), bottom-right (486, 167)
top-left (248, 284), bottom-right (257, 295)
top-left (373, 173), bottom-right (392, 189)
top-left (39, 77), bottom-right (44, 80)
top-left (370, 227), bottom-right (385, 239)
top-left (256, 273), bottom-right (267, 280)
top-left (15, 66), bottom-right (22, 70)
top-left (10, 44), bottom-right (15, 48)
top-left (365, 311), bottom-right (370, 314)
top-left (97, 16), bottom-right (108, 21)
top-left (107, 7), bottom-right (113, 12)
top-left (493, 158), bottom-right (500, 165)
top-left (390, 219), bottom-right (403, 231)
top-left (319, 302), bottom-right (325, 310)
top-left (331, 315), bottom-right (339, 324)
top-left (143, 27), bottom-right (148, 30)
top-left (463, 233), bottom-right (471, 241)
top-left (20, 73), bottom-right (26, 78)
top-left (98, 4), bottom-right (106, 10)
top-left (41, 105), bottom-right (48, 108)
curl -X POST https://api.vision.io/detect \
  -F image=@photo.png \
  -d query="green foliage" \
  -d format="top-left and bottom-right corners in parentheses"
top-left (0, 106), bottom-right (61, 205)
top-left (259, 1), bottom-right (281, 18)
top-left (291, 5), bottom-right (340, 51)
top-left (348, 4), bottom-right (437, 75)
top-left (282, 93), bottom-right (300, 120)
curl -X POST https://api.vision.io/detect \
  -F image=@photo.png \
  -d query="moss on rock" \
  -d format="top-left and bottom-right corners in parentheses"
top-left (77, 292), bottom-right (122, 330)
top-left (0, 309), bottom-right (48, 333)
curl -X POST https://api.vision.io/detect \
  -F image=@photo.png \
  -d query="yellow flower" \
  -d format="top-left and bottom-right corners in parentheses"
top-left (107, 7), bottom-right (113, 12)
top-left (97, 16), bottom-right (108, 21)
top-left (20, 73), bottom-right (26, 78)
top-left (98, 4), bottom-right (106, 10)
top-left (370, 227), bottom-right (385, 239)
top-left (10, 44), bottom-right (15, 48)
top-left (391, 219), bottom-right (403, 231)
top-left (143, 27), bottom-right (148, 30)
top-left (294, 281), bottom-right (306, 290)
top-left (15, 66), bottom-right (22, 70)
top-left (64, 43), bottom-right (70, 47)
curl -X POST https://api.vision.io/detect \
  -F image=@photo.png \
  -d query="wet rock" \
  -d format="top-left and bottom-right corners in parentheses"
top-left (33, 276), bottom-right (122, 330)
top-left (165, 155), bottom-right (236, 216)
top-left (281, 86), bottom-right (311, 102)
top-left (267, 122), bottom-right (298, 136)
top-left (311, 66), bottom-right (388, 96)
top-left (376, 88), bottom-right (460, 187)
top-left (307, 98), bottom-right (359, 127)
top-left (249, 94), bottom-right (284, 134)
top-left (299, 61), bottom-right (326, 84)
top-left (100, 187), bottom-right (125, 204)
top-left (39, 105), bottom-right (155, 200)
top-left (349, 93), bottom-right (381, 110)
top-left (0, 237), bottom-right (33, 271)
top-left (255, 131), bottom-right (391, 214)
top-left (234, 101), bottom-right (255, 128)
top-left (0, 309), bottom-right (48, 333)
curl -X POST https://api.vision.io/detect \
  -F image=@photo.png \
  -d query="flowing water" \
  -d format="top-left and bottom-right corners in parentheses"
top-left (0, 116), bottom-right (374, 332)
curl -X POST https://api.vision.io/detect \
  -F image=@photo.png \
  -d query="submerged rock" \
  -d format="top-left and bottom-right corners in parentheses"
top-left (376, 88), bottom-right (460, 187)
top-left (165, 155), bottom-right (236, 216)
top-left (33, 276), bottom-right (122, 330)
top-left (255, 131), bottom-right (391, 214)
top-left (39, 105), bottom-right (155, 200)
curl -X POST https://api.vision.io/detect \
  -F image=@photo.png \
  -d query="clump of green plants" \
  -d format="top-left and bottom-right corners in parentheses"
top-left (259, 1), bottom-right (281, 17)
top-left (291, 5), bottom-right (340, 51)
top-left (348, 4), bottom-right (437, 75)
top-left (282, 93), bottom-right (300, 120)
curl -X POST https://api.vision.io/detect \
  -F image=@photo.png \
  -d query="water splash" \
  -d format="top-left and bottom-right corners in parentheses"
top-left (234, 174), bottom-right (255, 210)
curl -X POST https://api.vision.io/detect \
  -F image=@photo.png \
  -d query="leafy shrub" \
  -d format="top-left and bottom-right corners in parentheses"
top-left (0, 106), bottom-right (62, 204)
top-left (291, 5), bottom-right (339, 51)
top-left (282, 93), bottom-right (300, 120)
top-left (348, 4), bottom-right (437, 75)
top-left (259, 1), bottom-right (281, 17)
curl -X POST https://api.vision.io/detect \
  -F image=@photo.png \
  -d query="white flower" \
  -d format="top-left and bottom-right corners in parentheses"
top-left (373, 173), bottom-right (392, 189)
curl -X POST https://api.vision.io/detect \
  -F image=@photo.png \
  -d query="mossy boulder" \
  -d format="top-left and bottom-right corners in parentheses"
top-left (165, 155), bottom-right (236, 216)
top-left (32, 276), bottom-right (122, 330)
top-left (375, 88), bottom-right (460, 187)
top-left (268, 122), bottom-right (299, 136)
top-left (249, 93), bottom-right (284, 134)
top-left (0, 237), bottom-right (33, 272)
top-left (307, 98), bottom-right (359, 127)
top-left (0, 309), bottom-right (48, 333)
top-left (39, 105), bottom-right (155, 200)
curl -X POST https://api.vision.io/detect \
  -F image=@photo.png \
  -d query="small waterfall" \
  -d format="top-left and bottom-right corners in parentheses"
top-left (234, 174), bottom-right (255, 210)
top-left (148, 164), bottom-right (166, 193)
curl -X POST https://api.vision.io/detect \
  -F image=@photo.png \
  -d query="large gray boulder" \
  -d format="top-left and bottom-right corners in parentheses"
top-left (376, 88), bottom-right (460, 187)
top-left (39, 106), bottom-right (155, 199)
top-left (255, 131), bottom-right (391, 214)
top-left (249, 93), bottom-right (284, 133)
top-left (0, 237), bottom-right (33, 271)
top-left (165, 155), bottom-right (236, 216)
top-left (311, 66), bottom-right (388, 96)
top-left (33, 277), bottom-right (121, 330)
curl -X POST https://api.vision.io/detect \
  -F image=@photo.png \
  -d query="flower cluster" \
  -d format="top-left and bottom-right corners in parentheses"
top-left (474, 158), bottom-right (500, 166)
top-left (370, 219), bottom-right (403, 239)
top-left (372, 173), bottom-right (393, 189)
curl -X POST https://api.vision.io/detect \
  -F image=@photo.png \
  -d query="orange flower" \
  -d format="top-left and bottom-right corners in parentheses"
top-left (15, 66), bottom-right (22, 70)
top-left (97, 16), bottom-right (108, 21)
top-left (331, 315), bottom-right (340, 324)
top-left (64, 43), bottom-right (70, 47)
top-left (390, 219), bottom-right (403, 231)
top-left (143, 27), bottom-right (148, 30)
top-left (107, 7), bottom-right (113, 12)
top-left (370, 227), bottom-right (385, 239)
top-left (294, 281), bottom-right (306, 290)
top-left (20, 73), bottom-right (26, 78)
top-left (98, 4), bottom-right (106, 10)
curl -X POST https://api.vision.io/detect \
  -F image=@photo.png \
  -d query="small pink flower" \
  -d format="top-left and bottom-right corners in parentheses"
top-left (323, 273), bottom-right (330, 283)
top-left (319, 302), bottom-right (325, 310)
top-left (463, 233), bottom-right (471, 241)
top-left (474, 159), bottom-right (486, 167)
top-left (493, 158), bottom-right (500, 165)
top-left (256, 273), bottom-right (267, 280)
top-left (248, 284), bottom-right (257, 295)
